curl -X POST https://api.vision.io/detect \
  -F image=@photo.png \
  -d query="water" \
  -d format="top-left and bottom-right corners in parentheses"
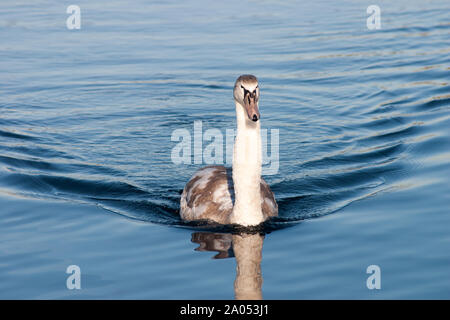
top-left (0, 0), bottom-right (449, 299)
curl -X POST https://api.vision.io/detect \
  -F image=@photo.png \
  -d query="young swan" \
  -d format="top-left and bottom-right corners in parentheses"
top-left (180, 75), bottom-right (278, 227)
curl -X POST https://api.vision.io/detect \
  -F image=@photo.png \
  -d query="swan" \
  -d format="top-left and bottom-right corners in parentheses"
top-left (180, 75), bottom-right (278, 226)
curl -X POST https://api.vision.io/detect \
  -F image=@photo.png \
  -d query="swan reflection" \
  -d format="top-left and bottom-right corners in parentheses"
top-left (191, 232), bottom-right (264, 300)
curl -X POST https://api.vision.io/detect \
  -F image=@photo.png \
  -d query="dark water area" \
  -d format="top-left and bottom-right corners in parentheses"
top-left (0, 0), bottom-right (449, 299)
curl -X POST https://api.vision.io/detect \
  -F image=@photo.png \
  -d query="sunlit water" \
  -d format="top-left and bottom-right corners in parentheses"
top-left (0, 0), bottom-right (449, 299)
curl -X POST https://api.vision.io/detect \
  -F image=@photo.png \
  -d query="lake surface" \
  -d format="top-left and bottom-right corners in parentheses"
top-left (0, 0), bottom-right (449, 299)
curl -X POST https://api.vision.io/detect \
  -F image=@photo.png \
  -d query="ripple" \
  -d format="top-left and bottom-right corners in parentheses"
top-left (0, 129), bottom-right (39, 141)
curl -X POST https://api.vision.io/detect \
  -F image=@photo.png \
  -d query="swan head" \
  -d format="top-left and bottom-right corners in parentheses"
top-left (234, 75), bottom-right (260, 122)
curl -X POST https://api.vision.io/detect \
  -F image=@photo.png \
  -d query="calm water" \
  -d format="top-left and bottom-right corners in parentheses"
top-left (1, 0), bottom-right (449, 299)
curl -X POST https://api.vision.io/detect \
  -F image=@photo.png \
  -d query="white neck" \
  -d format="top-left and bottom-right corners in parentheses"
top-left (230, 101), bottom-right (263, 226)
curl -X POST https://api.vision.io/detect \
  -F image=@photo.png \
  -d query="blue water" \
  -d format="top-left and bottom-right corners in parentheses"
top-left (1, 0), bottom-right (449, 299)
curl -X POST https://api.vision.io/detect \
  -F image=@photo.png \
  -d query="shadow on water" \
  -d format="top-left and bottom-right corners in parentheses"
top-left (192, 231), bottom-right (265, 300)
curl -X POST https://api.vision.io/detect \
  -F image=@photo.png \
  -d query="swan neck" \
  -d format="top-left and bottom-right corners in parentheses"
top-left (231, 101), bottom-right (263, 226)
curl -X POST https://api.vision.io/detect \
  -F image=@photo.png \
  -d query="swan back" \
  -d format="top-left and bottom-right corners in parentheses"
top-left (180, 165), bottom-right (277, 224)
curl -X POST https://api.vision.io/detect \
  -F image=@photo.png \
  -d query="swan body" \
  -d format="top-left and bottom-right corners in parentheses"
top-left (180, 165), bottom-right (277, 225)
top-left (180, 75), bottom-right (278, 226)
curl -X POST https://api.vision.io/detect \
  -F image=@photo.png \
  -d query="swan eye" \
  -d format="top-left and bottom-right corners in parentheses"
top-left (253, 90), bottom-right (257, 95)
top-left (241, 85), bottom-right (249, 96)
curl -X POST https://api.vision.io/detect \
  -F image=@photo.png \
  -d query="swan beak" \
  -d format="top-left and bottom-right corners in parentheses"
top-left (244, 93), bottom-right (260, 122)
